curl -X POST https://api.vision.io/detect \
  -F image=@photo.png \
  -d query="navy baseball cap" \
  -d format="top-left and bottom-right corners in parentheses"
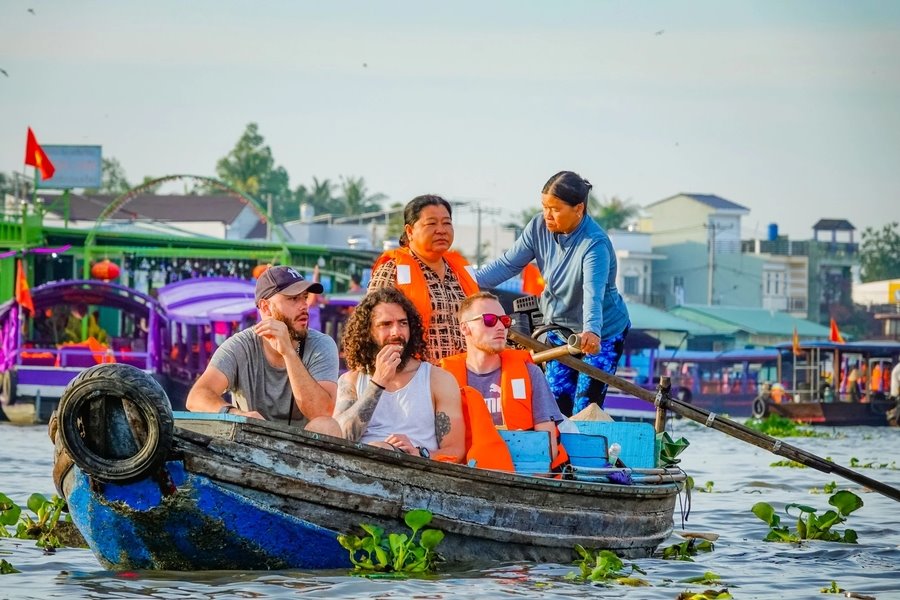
top-left (255, 266), bottom-right (324, 304)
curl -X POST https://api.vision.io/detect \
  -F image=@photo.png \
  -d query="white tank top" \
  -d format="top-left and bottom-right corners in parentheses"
top-left (356, 362), bottom-right (438, 451)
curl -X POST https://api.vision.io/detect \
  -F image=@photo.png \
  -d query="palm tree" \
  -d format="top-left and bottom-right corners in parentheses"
top-left (504, 207), bottom-right (541, 237)
top-left (338, 176), bottom-right (387, 216)
top-left (295, 177), bottom-right (339, 218)
top-left (589, 194), bottom-right (639, 231)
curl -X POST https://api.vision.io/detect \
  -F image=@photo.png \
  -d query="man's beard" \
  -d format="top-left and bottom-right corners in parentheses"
top-left (369, 336), bottom-right (414, 372)
top-left (272, 308), bottom-right (307, 342)
top-left (472, 338), bottom-right (505, 355)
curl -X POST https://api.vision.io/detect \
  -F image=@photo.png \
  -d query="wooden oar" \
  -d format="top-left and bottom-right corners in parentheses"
top-left (509, 330), bottom-right (900, 503)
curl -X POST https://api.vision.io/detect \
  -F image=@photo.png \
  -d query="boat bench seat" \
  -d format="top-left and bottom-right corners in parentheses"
top-left (498, 430), bottom-right (551, 475)
top-left (571, 421), bottom-right (657, 469)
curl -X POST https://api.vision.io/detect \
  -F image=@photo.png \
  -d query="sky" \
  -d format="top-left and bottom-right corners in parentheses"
top-left (2, 1), bottom-right (899, 240)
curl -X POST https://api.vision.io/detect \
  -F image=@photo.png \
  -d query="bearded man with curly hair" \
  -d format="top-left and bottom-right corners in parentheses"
top-left (334, 287), bottom-right (465, 461)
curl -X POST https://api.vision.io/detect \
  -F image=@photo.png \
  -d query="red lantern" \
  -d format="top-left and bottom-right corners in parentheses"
top-left (91, 259), bottom-right (120, 281)
top-left (252, 264), bottom-right (270, 279)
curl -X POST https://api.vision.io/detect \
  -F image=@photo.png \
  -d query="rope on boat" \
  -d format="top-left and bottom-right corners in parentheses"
top-left (676, 466), bottom-right (692, 527)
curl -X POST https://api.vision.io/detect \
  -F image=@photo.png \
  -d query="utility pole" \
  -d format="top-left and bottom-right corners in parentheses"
top-left (475, 203), bottom-right (482, 266)
top-left (473, 201), bottom-right (501, 267)
top-left (707, 222), bottom-right (716, 305)
top-left (266, 194), bottom-right (273, 242)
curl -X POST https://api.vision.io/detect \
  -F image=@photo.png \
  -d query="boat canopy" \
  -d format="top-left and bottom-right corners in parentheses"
top-left (157, 277), bottom-right (257, 325)
top-left (774, 340), bottom-right (900, 356)
top-left (31, 280), bottom-right (160, 316)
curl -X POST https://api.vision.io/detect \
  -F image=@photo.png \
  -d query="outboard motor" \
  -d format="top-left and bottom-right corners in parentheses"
top-left (511, 295), bottom-right (542, 337)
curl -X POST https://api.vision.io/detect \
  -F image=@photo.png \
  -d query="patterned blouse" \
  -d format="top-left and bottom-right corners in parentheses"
top-left (368, 253), bottom-right (468, 364)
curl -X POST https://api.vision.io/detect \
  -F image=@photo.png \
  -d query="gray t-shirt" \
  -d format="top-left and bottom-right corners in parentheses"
top-left (210, 327), bottom-right (339, 423)
top-left (466, 363), bottom-right (563, 427)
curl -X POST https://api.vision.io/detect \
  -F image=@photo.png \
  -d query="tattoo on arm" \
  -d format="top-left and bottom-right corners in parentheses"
top-left (333, 377), bottom-right (358, 415)
top-left (335, 378), bottom-right (384, 441)
top-left (434, 411), bottom-right (451, 447)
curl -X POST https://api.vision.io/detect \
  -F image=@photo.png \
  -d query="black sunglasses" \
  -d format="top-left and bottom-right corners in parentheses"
top-left (464, 313), bottom-right (512, 329)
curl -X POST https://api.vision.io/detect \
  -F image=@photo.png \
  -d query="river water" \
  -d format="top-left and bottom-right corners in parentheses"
top-left (1, 420), bottom-right (898, 599)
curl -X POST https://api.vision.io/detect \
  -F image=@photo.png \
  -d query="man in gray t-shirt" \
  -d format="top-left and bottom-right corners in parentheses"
top-left (186, 266), bottom-right (341, 436)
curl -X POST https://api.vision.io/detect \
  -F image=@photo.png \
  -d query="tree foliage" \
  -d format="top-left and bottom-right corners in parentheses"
top-left (215, 123), bottom-right (293, 222)
top-left (589, 194), bottom-right (639, 231)
top-left (859, 222), bottom-right (900, 282)
top-left (504, 207), bottom-right (541, 237)
top-left (0, 172), bottom-right (17, 199)
top-left (295, 177), bottom-right (340, 220)
top-left (385, 201), bottom-right (405, 241)
top-left (212, 124), bottom-right (389, 223)
top-left (338, 176), bottom-right (386, 216)
top-left (83, 157), bottom-right (132, 195)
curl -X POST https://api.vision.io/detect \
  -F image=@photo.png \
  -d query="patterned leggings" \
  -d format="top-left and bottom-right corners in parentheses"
top-left (544, 326), bottom-right (630, 416)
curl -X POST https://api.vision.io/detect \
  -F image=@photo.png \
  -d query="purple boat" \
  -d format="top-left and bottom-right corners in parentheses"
top-left (155, 277), bottom-right (259, 400)
top-left (0, 280), bottom-right (165, 423)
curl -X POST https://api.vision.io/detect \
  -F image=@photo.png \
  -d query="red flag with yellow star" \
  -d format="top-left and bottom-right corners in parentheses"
top-left (24, 127), bottom-right (56, 180)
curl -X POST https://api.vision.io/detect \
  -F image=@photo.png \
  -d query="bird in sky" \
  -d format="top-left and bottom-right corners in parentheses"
top-left (28, 8), bottom-right (35, 14)
top-left (0, 68), bottom-right (8, 77)
top-left (655, 29), bottom-right (665, 36)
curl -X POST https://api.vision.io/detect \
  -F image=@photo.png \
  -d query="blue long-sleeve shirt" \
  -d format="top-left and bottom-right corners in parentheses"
top-left (476, 214), bottom-right (630, 339)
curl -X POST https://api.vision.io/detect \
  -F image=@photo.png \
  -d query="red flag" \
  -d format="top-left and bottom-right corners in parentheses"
top-left (15, 259), bottom-right (35, 315)
top-left (829, 318), bottom-right (845, 343)
top-left (24, 127), bottom-right (56, 180)
top-left (792, 326), bottom-right (801, 357)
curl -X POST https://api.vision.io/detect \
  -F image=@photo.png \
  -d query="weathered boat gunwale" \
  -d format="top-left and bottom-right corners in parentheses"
top-left (165, 415), bottom-right (680, 560)
top-left (175, 416), bottom-right (681, 499)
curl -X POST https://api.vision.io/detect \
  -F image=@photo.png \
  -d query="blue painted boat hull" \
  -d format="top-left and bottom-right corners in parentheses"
top-left (65, 460), bottom-right (349, 570)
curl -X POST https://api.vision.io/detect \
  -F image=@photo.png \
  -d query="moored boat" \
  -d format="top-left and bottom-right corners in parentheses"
top-left (155, 277), bottom-right (258, 403)
top-left (1, 280), bottom-right (167, 424)
top-left (51, 363), bottom-right (684, 570)
top-left (752, 340), bottom-right (900, 427)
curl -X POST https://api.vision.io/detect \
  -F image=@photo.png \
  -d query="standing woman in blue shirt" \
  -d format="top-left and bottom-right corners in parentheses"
top-left (476, 171), bottom-right (630, 416)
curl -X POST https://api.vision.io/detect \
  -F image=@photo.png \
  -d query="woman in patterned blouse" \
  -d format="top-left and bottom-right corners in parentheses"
top-left (369, 195), bottom-right (479, 364)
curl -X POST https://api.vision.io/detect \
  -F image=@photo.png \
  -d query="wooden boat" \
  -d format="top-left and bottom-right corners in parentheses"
top-left (0, 280), bottom-right (167, 424)
top-left (50, 363), bottom-right (684, 571)
top-left (751, 340), bottom-right (900, 426)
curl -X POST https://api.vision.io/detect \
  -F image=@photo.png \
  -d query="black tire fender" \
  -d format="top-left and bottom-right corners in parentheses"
top-left (58, 363), bottom-right (174, 483)
top-left (751, 396), bottom-right (768, 419)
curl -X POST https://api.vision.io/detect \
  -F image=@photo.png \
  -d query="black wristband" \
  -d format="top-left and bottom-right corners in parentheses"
top-left (370, 379), bottom-right (386, 390)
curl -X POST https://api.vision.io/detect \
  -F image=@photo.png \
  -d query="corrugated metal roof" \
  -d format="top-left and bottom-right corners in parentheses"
top-left (44, 193), bottom-right (250, 223)
top-left (812, 219), bottom-right (855, 231)
top-left (669, 304), bottom-right (832, 337)
top-left (626, 302), bottom-right (715, 335)
top-left (646, 193), bottom-right (749, 212)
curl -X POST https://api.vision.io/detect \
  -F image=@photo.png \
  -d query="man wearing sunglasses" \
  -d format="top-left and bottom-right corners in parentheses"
top-left (441, 292), bottom-right (568, 469)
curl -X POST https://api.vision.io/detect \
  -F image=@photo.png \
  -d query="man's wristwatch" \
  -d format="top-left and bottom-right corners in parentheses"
top-left (218, 404), bottom-right (235, 414)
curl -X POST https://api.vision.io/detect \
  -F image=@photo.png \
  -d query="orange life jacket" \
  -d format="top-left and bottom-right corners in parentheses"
top-left (872, 364), bottom-right (883, 392)
top-left (459, 386), bottom-right (515, 471)
top-left (441, 349), bottom-right (569, 470)
top-left (372, 248), bottom-right (479, 331)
